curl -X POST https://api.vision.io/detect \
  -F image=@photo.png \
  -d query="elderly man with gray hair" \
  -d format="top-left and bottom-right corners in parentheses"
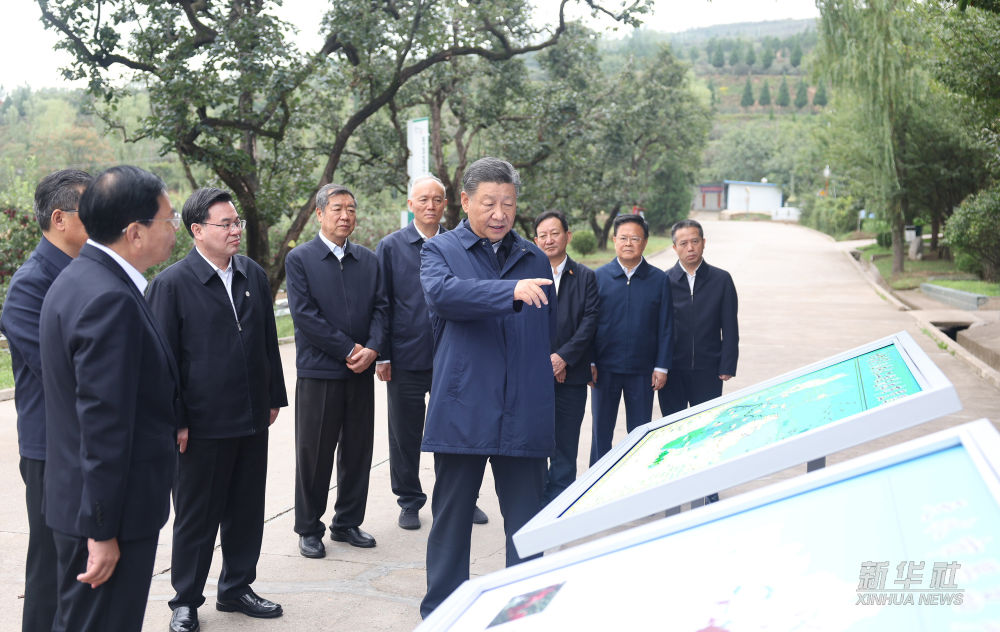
top-left (418, 157), bottom-right (557, 617)
top-left (285, 183), bottom-right (388, 559)
top-left (375, 174), bottom-right (489, 531)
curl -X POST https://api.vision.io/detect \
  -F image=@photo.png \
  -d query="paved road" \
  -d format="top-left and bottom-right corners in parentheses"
top-left (0, 217), bottom-right (997, 631)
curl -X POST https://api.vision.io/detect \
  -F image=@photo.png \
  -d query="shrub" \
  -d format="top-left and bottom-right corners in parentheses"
top-left (877, 231), bottom-right (893, 249)
top-left (572, 230), bottom-right (597, 256)
top-left (945, 182), bottom-right (1000, 282)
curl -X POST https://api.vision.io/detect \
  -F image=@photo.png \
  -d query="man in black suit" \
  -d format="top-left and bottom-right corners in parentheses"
top-left (375, 175), bottom-right (489, 530)
top-left (659, 219), bottom-right (738, 506)
top-left (1, 169), bottom-right (91, 632)
top-left (533, 211), bottom-right (600, 503)
top-left (286, 183), bottom-right (387, 558)
top-left (146, 188), bottom-right (288, 632)
top-left (39, 165), bottom-right (180, 632)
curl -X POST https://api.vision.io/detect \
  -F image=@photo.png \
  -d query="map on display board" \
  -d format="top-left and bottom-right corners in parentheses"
top-left (564, 343), bottom-right (921, 515)
top-left (513, 332), bottom-right (962, 557)
top-left (420, 421), bottom-right (1000, 631)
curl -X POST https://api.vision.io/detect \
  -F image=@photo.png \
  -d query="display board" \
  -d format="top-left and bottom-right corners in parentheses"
top-left (514, 331), bottom-right (961, 556)
top-left (419, 419), bottom-right (1000, 631)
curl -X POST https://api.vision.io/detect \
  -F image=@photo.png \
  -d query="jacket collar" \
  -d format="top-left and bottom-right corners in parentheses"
top-left (35, 235), bottom-right (73, 271)
top-left (608, 257), bottom-right (650, 279)
top-left (406, 221), bottom-right (443, 244)
top-left (185, 247), bottom-right (247, 285)
top-left (311, 234), bottom-right (356, 261)
top-left (670, 259), bottom-right (712, 282)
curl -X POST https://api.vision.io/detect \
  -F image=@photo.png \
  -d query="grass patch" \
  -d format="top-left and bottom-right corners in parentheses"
top-left (925, 279), bottom-right (1000, 296)
top-left (275, 313), bottom-right (294, 339)
top-left (857, 244), bottom-right (969, 290)
top-left (0, 350), bottom-right (12, 390)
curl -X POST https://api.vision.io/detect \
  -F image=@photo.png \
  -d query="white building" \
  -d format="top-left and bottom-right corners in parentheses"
top-left (722, 180), bottom-right (783, 215)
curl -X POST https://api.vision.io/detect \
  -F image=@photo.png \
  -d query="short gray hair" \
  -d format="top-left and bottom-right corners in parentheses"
top-left (409, 174), bottom-right (446, 198)
top-left (462, 157), bottom-right (520, 196)
top-left (316, 183), bottom-right (355, 211)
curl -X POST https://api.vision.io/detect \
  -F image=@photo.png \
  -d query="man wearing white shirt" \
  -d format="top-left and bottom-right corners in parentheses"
top-left (284, 184), bottom-right (388, 558)
top-left (589, 214), bottom-right (673, 465)
top-left (533, 211), bottom-right (599, 501)
top-left (39, 165), bottom-right (180, 631)
top-left (146, 188), bottom-right (288, 631)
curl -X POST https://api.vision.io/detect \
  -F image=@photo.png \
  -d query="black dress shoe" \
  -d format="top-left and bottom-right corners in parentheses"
top-left (216, 589), bottom-right (283, 618)
top-left (169, 606), bottom-right (200, 632)
top-left (298, 534), bottom-right (325, 558)
top-left (330, 526), bottom-right (376, 548)
top-left (398, 508), bottom-right (421, 530)
top-left (472, 505), bottom-right (489, 525)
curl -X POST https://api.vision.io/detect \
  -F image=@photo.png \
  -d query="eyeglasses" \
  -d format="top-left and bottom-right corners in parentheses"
top-left (121, 211), bottom-right (181, 233)
top-left (148, 211), bottom-right (182, 230)
top-left (201, 219), bottom-right (246, 232)
top-left (616, 235), bottom-right (644, 244)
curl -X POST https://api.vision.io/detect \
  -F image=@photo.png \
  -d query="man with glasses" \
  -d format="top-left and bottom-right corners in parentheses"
top-left (589, 214), bottom-right (673, 464)
top-left (1, 169), bottom-right (91, 632)
top-left (286, 184), bottom-right (387, 558)
top-left (146, 188), bottom-right (287, 631)
top-left (39, 165), bottom-right (180, 631)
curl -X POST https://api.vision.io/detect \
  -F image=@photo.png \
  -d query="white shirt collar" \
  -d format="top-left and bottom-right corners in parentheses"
top-left (195, 246), bottom-right (232, 274)
top-left (415, 223), bottom-right (441, 241)
top-left (552, 255), bottom-right (568, 293)
top-left (682, 260), bottom-right (703, 294)
top-left (617, 257), bottom-right (643, 280)
top-left (319, 232), bottom-right (347, 260)
top-left (87, 239), bottom-right (148, 294)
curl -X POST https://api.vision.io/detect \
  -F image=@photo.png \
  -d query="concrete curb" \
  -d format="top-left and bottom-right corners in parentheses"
top-left (841, 248), bottom-right (1000, 391)
top-left (841, 248), bottom-right (910, 311)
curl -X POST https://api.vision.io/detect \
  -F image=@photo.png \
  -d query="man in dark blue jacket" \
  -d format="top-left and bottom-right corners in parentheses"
top-left (658, 219), bottom-right (739, 416)
top-left (375, 175), bottom-right (488, 530)
top-left (40, 165), bottom-right (180, 632)
top-left (1, 169), bottom-right (91, 632)
top-left (419, 158), bottom-right (556, 617)
top-left (590, 214), bottom-right (673, 465)
top-left (533, 210), bottom-right (600, 503)
top-left (147, 188), bottom-right (288, 631)
top-left (285, 184), bottom-right (387, 558)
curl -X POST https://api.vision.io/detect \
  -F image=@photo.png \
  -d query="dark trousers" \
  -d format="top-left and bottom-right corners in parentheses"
top-left (294, 375), bottom-right (374, 536)
top-left (51, 530), bottom-right (158, 632)
top-left (386, 368), bottom-right (432, 510)
top-left (169, 430), bottom-right (269, 609)
top-left (19, 457), bottom-right (56, 632)
top-left (590, 372), bottom-right (654, 465)
top-left (658, 368), bottom-right (723, 417)
top-left (543, 383), bottom-right (588, 503)
top-left (421, 453), bottom-right (546, 618)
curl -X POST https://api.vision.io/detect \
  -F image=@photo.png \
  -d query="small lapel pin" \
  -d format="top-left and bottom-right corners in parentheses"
top-left (245, 291), bottom-right (250, 297)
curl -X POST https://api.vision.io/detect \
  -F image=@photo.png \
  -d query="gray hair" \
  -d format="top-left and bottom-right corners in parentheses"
top-left (462, 157), bottom-right (520, 196)
top-left (409, 174), bottom-right (446, 198)
top-left (316, 183), bottom-right (355, 211)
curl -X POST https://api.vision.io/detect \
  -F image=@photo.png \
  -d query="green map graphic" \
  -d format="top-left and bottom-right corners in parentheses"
top-left (564, 344), bottom-right (922, 516)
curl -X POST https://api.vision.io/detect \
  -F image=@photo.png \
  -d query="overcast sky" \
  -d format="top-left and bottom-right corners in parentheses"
top-left (1, 0), bottom-right (820, 91)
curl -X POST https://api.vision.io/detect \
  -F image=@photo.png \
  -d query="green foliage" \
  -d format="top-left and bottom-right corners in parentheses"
top-left (729, 43), bottom-right (742, 66)
top-left (740, 77), bottom-right (755, 108)
top-left (35, 0), bottom-right (652, 298)
top-left (790, 42), bottom-right (803, 67)
top-left (571, 230), bottom-right (597, 256)
top-left (745, 45), bottom-right (757, 67)
top-left (813, 81), bottom-right (828, 107)
top-left (877, 231), bottom-right (893, 248)
top-left (945, 182), bottom-right (1000, 281)
top-left (795, 80), bottom-right (809, 109)
top-left (0, 157), bottom-right (42, 303)
top-left (712, 48), bottom-right (726, 68)
top-left (928, 279), bottom-right (1000, 295)
top-left (776, 76), bottom-right (791, 107)
top-left (803, 194), bottom-right (860, 236)
top-left (759, 81), bottom-right (772, 106)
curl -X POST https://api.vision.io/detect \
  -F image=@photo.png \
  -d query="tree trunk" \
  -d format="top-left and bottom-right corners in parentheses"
top-left (891, 213), bottom-right (905, 276)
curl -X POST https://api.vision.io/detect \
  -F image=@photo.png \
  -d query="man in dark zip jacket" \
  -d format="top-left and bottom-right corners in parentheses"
top-left (658, 219), bottom-right (739, 418)
top-left (285, 184), bottom-right (388, 559)
top-left (147, 187), bottom-right (287, 631)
